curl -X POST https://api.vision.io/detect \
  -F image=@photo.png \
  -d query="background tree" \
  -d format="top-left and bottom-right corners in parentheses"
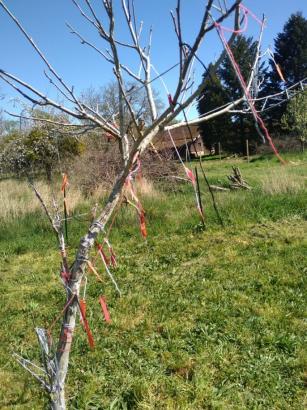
top-left (197, 64), bottom-right (232, 152)
top-left (265, 12), bottom-right (307, 131)
top-left (80, 80), bottom-right (164, 129)
top-left (281, 90), bottom-right (307, 152)
top-left (0, 118), bottom-right (19, 135)
top-left (0, 115), bottom-right (84, 180)
top-left (218, 35), bottom-right (267, 153)
top-left (198, 35), bottom-right (267, 153)
top-left (270, 12), bottom-right (307, 88)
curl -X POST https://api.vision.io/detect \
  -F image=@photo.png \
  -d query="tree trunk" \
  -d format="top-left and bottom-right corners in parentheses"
top-left (48, 126), bottom-right (161, 407)
top-left (50, 390), bottom-right (66, 410)
top-left (49, 166), bottom-right (127, 407)
top-left (239, 115), bottom-right (244, 154)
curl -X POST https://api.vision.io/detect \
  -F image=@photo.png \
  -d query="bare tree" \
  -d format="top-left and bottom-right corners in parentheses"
top-left (0, 0), bottom-right (267, 408)
top-left (80, 80), bottom-right (164, 127)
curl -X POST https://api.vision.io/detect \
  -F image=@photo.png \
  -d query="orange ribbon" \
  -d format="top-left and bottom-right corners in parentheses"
top-left (79, 298), bottom-right (95, 349)
top-left (99, 296), bottom-right (111, 323)
top-left (276, 64), bottom-right (286, 82)
top-left (139, 208), bottom-right (147, 238)
top-left (61, 173), bottom-right (69, 192)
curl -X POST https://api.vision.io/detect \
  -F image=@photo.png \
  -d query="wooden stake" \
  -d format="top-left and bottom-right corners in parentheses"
top-left (218, 142), bottom-right (222, 161)
top-left (195, 167), bottom-right (205, 226)
top-left (246, 139), bottom-right (250, 163)
top-left (63, 187), bottom-right (68, 244)
top-left (200, 165), bottom-right (224, 227)
top-left (180, 108), bottom-right (224, 228)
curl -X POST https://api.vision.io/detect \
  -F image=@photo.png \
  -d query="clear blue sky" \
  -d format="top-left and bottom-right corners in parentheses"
top-left (0, 0), bottom-right (306, 118)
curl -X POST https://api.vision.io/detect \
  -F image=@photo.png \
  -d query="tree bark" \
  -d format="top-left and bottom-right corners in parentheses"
top-left (50, 389), bottom-right (66, 410)
top-left (49, 125), bottom-right (161, 407)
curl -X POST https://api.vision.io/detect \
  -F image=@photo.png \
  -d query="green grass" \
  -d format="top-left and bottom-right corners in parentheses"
top-left (0, 154), bottom-right (306, 409)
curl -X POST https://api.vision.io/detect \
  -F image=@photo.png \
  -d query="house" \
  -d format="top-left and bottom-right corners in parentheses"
top-left (152, 124), bottom-right (209, 160)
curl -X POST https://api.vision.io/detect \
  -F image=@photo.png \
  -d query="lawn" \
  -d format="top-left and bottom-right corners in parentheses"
top-left (0, 153), bottom-right (306, 409)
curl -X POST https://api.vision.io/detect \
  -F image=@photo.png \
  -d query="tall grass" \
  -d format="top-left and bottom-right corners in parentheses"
top-left (0, 154), bottom-right (306, 409)
top-left (0, 178), bottom-right (85, 221)
top-left (261, 167), bottom-right (306, 194)
top-left (0, 176), bottom-right (162, 223)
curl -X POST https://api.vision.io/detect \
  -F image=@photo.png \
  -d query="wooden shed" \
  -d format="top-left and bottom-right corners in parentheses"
top-left (152, 124), bottom-right (209, 160)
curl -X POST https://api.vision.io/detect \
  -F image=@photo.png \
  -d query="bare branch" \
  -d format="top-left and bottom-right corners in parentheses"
top-left (66, 23), bottom-right (114, 63)
top-left (113, 68), bottom-right (142, 140)
top-left (172, 0), bottom-right (242, 106)
top-left (0, 70), bottom-right (120, 137)
top-left (0, 0), bottom-right (82, 108)
top-left (71, 0), bottom-right (98, 29)
top-left (120, 64), bottom-right (142, 82)
top-left (44, 70), bottom-right (76, 104)
top-left (121, 0), bottom-right (157, 120)
top-left (28, 179), bottom-right (58, 235)
top-left (246, 15), bottom-right (266, 92)
top-left (4, 110), bottom-right (86, 128)
top-left (165, 97), bottom-right (244, 130)
top-left (84, 0), bottom-right (109, 39)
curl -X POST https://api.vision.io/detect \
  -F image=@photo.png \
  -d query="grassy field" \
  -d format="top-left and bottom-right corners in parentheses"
top-left (0, 153), bottom-right (306, 409)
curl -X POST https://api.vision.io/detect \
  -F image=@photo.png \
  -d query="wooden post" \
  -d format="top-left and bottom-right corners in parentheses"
top-left (246, 139), bottom-right (250, 163)
top-left (63, 185), bottom-right (68, 243)
top-left (195, 167), bottom-right (205, 226)
top-left (218, 142), bottom-right (222, 161)
top-left (199, 166), bottom-right (224, 227)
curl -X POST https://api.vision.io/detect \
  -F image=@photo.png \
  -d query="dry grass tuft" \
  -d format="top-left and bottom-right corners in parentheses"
top-left (0, 178), bottom-right (85, 220)
top-left (261, 167), bottom-right (305, 195)
top-left (135, 177), bottom-right (161, 198)
top-left (0, 176), bottom-right (162, 222)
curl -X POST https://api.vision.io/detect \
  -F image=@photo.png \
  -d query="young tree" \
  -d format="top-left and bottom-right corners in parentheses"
top-left (0, 1), bottom-right (265, 408)
top-left (281, 90), bottom-right (307, 152)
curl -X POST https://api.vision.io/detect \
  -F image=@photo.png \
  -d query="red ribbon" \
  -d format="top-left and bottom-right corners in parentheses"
top-left (168, 94), bottom-right (175, 108)
top-left (79, 298), bottom-right (86, 329)
top-left (97, 244), bottom-right (110, 266)
top-left (110, 248), bottom-right (117, 268)
top-left (99, 296), bottom-right (111, 323)
top-left (60, 269), bottom-right (70, 284)
top-left (79, 298), bottom-right (95, 349)
top-left (58, 326), bottom-right (74, 352)
top-left (97, 242), bottom-right (117, 268)
top-left (185, 167), bottom-right (196, 185)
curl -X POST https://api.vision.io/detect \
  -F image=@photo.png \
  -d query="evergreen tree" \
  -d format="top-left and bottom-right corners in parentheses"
top-left (197, 64), bottom-right (232, 152)
top-left (265, 13), bottom-right (307, 132)
top-left (218, 35), bottom-right (267, 153)
top-left (198, 36), bottom-right (267, 153)
top-left (218, 36), bottom-right (259, 99)
top-left (270, 12), bottom-right (307, 88)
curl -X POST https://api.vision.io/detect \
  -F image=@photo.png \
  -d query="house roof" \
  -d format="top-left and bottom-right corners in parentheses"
top-left (152, 124), bottom-right (200, 150)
